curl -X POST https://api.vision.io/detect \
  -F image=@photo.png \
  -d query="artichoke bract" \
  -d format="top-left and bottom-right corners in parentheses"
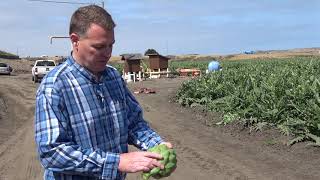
top-left (142, 144), bottom-right (177, 180)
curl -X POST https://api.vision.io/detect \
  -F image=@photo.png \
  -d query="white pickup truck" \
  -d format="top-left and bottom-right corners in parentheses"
top-left (32, 60), bottom-right (56, 83)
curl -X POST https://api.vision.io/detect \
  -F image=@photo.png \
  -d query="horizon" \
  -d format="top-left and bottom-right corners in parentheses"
top-left (0, 0), bottom-right (319, 57)
top-left (3, 46), bottom-right (320, 58)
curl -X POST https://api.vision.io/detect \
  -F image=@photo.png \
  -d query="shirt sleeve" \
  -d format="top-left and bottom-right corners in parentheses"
top-left (35, 86), bottom-right (120, 180)
top-left (124, 85), bottom-right (163, 150)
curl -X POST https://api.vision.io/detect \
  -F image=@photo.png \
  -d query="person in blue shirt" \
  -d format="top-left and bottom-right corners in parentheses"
top-left (35, 5), bottom-right (172, 180)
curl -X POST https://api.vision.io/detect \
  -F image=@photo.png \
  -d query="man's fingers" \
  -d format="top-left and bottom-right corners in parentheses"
top-left (119, 152), bottom-right (167, 173)
top-left (143, 152), bottom-right (163, 159)
top-left (150, 158), bottom-right (164, 169)
top-left (142, 166), bottom-right (151, 172)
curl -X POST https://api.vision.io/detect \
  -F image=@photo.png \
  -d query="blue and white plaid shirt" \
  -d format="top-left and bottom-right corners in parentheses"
top-left (35, 56), bottom-right (163, 180)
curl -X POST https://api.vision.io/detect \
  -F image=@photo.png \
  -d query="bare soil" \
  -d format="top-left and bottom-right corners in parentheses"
top-left (0, 61), bottom-right (320, 180)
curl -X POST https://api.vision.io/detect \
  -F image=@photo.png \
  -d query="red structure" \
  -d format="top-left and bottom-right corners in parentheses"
top-left (178, 68), bottom-right (201, 77)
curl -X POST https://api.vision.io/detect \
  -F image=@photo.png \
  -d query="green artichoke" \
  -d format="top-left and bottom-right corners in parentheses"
top-left (142, 144), bottom-right (177, 180)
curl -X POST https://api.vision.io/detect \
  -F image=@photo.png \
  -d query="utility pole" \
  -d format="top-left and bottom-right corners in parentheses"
top-left (166, 40), bottom-right (168, 55)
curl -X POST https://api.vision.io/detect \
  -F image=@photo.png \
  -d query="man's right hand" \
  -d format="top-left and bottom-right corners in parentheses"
top-left (118, 152), bottom-right (164, 173)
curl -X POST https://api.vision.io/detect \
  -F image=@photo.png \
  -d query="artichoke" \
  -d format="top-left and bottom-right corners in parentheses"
top-left (142, 144), bottom-right (177, 180)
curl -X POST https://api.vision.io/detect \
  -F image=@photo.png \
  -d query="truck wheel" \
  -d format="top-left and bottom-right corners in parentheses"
top-left (34, 76), bottom-right (38, 83)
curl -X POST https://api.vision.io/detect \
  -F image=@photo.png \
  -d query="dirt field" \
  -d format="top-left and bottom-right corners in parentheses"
top-left (0, 60), bottom-right (320, 180)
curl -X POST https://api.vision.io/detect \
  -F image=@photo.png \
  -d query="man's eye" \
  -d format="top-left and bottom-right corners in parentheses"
top-left (94, 46), bottom-right (105, 49)
top-left (93, 44), bottom-right (113, 49)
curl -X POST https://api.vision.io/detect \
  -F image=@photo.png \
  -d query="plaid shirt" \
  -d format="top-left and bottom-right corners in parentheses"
top-left (35, 56), bottom-right (163, 180)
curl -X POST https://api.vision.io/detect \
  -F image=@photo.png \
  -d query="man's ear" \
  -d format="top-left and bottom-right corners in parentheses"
top-left (70, 33), bottom-right (80, 47)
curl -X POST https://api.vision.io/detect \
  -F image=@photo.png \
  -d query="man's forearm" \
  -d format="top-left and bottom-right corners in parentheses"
top-left (38, 142), bottom-right (120, 179)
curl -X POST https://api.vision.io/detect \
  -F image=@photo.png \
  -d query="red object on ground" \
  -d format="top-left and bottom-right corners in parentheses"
top-left (134, 88), bottom-right (156, 94)
top-left (178, 68), bottom-right (201, 77)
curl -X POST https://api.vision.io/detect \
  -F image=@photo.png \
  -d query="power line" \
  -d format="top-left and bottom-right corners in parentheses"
top-left (27, 0), bottom-right (104, 7)
top-left (27, 0), bottom-right (91, 5)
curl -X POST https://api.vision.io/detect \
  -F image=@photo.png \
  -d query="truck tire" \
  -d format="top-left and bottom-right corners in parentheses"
top-left (34, 76), bottom-right (38, 83)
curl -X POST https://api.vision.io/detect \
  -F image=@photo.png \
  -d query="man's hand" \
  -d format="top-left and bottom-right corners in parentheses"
top-left (118, 152), bottom-right (164, 173)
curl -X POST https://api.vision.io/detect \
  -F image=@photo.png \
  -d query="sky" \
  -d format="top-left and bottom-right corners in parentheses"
top-left (0, 0), bottom-right (319, 57)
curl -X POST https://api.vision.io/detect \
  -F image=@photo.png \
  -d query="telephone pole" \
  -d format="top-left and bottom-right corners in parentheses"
top-left (166, 40), bottom-right (168, 55)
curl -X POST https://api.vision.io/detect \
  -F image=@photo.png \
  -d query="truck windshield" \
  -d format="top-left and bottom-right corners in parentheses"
top-left (36, 61), bottom-right (55, 66)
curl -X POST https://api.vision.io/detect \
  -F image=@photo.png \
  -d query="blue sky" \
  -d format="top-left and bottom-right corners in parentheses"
top-left (0, 0), bottom-right (319, 57)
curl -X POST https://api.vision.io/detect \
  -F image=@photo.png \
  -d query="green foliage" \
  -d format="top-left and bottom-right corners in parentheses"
top-left (145, 49), bottom-right (159, 56)
top-left (108, 62), bottom-right (123, 74)
top-left (176, 56), bottom-right (320, 145)
top-left (216, 113), bottom-right (239, 126)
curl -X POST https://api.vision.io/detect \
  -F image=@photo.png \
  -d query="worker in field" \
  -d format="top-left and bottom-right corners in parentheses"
top-left (206, 60), bottom-right (222, 73)
top-left (34, 5), bottom-right (172, 180)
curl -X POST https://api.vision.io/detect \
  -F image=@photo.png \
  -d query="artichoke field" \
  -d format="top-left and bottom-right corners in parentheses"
top-left (176, 56), bottom-right (320, 146)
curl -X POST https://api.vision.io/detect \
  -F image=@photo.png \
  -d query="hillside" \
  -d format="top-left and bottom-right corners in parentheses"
top-left (0, 50), bottom-right (19, 59)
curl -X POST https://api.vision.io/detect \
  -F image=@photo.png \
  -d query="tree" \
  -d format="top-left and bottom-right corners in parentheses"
top-left (144, 49), bottom-right (159, 56)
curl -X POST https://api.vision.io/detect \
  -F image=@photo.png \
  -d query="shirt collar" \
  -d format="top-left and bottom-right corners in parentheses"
top-left (66, 55), bottom-right (109, 83)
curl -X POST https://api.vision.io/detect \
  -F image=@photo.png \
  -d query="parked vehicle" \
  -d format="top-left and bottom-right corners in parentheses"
top-left (32, 60), bottom-right (56, 83)
top-left (0, 63), bottom-right (13, 75)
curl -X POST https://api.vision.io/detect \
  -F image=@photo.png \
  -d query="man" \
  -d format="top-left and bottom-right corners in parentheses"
top-left (35, 5), bottom-right (172, 180)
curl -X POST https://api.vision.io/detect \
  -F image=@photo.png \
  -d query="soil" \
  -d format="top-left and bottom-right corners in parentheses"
top-left (0, 60), bottom-right (319, 180)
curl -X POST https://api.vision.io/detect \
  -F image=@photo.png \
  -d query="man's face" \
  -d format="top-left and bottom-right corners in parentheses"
top-left (73, 23), bottom-right (115, 74)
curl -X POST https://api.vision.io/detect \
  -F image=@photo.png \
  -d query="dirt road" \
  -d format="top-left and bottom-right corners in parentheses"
top-left (0, 71), bottom-right (320, 180)
top-left (0, 73), bottom-right (42, 180)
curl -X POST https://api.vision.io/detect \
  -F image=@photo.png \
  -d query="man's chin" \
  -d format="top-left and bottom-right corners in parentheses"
top-left (97, 66), bottom-right (107, 71)
top-left (96, 61), bottom-right (107, 66)
top-left (98, 60), bottom-right (108, 65)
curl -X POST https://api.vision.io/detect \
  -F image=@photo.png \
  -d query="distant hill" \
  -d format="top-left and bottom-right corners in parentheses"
top-left (0, 50), bottom-right (19, 59)
top-left (171, 47), bottom-right (320, 61)
top-left (226, 47), bottom-right (320, 60)
top-left (255, 47), bottom-right (320, 54)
